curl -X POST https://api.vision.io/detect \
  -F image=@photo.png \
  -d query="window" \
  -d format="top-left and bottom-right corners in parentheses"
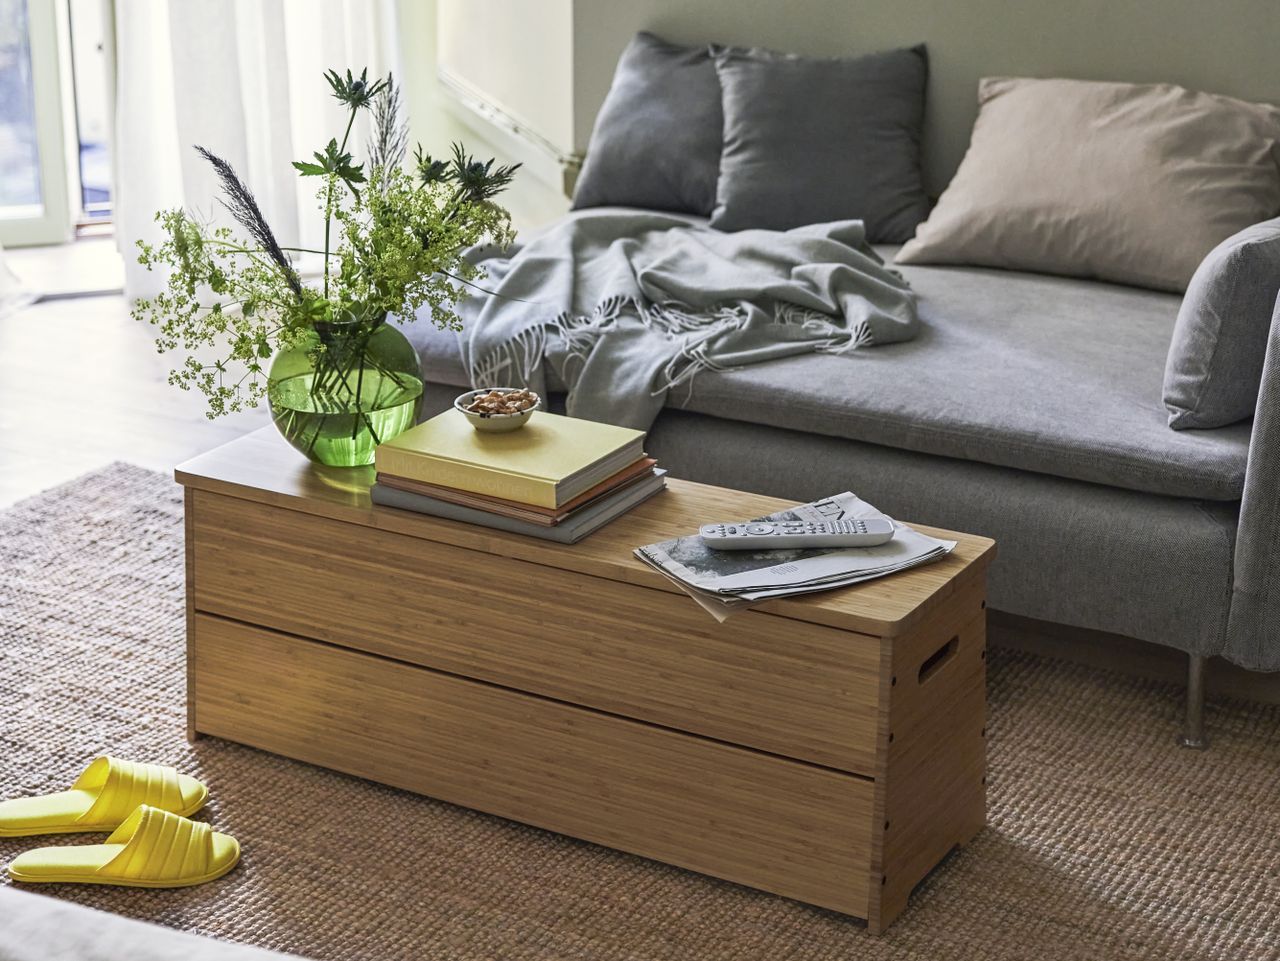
top-left (0, 2), bottom-right (41, 214)
top-left (0, 0), bottom-right (113, 247)
top-left (0, 0), bottom-right (69, 245)
top-left (67, 0), bottom-right (111, 223)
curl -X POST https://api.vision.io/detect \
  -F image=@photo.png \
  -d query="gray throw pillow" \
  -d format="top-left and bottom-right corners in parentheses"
top-left (710, 45), bottom-right (930, 243)
top-left (572, 32), bottom-right (723, 216)
top-left (1164, 218), bottom-right (1280, 430)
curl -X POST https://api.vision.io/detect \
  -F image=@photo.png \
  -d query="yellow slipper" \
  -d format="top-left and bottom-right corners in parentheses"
top-left (0, 756), bottom-right (208, 837)
top-left (7, 804), bottom-right (240, 888)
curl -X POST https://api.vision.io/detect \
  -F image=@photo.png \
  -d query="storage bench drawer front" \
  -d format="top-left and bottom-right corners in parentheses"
top-left (192, 492), bottom-right (882, 772)
top-left (192, 614), bottom-right (875, 915)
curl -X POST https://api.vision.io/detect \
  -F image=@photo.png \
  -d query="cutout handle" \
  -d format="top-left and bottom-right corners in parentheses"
top-left (918, 635), bottom-right (959, 684)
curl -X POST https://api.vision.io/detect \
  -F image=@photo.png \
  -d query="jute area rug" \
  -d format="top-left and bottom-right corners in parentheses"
top-left (2, 464), bottom-right (1279, 961)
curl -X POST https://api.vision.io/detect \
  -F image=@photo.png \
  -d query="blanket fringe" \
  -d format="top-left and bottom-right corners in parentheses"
top-left (640, 301), bottom-right (745, 334)
top-left (471, 326), bottom-right (547, 387)
top-left (469, 297), bottom-right (874, 396)
top-left (774, 302), bottom-right (875, 353)
top-left (554, 294), bottom-right (630, 364)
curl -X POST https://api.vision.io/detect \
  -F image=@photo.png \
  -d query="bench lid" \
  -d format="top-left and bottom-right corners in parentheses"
top-left (176, 428), bottom-right (995, 637)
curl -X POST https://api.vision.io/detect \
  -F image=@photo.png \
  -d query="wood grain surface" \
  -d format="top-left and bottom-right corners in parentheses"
top-left (191, 490), bottom-right (884, 771)
top-left (179, 427), bottom-right (995, 930)
top-left (192, 614), bottom-right (878, 915)
top-left (176, 428), bottom-right (995, 638)
top-left (867, 581), bottom-right (989, 933)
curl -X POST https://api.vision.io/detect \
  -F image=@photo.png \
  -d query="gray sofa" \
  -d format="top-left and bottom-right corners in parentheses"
top-left (405, 239), bottom-right (1278, 747)
top-left (0, 888), bottom-right (297, 960)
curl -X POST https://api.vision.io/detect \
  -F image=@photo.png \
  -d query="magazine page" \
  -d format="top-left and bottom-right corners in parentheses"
top-left (641, 560), bottom-right (754, 622)
top-left (636, 492), bottom-right (955, 597)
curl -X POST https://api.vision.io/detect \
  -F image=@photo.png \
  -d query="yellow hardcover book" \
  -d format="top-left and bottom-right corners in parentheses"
top-left (374, 409), bottom-right (646, 509)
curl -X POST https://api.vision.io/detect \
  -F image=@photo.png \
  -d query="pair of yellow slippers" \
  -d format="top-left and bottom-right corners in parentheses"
top-left (1, 756), bottom-right (239, 888)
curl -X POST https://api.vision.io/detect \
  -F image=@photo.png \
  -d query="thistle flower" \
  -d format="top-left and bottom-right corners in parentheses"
top-left (413, 143), bottom-right (521, 208)
top-left (414, 145), bottom-right (449, 186)
top-left (324, 67), bottom-right (388, 110)
top-left (449, 143), bottom-right (521, 204)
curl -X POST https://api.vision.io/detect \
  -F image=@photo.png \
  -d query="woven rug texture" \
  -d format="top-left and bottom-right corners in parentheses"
top-left (1, 463), bottom-right (1279, 961)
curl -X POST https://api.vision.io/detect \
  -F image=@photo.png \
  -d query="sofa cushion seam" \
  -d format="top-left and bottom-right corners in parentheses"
top-left (677, 393), bottom-right (1247, 499)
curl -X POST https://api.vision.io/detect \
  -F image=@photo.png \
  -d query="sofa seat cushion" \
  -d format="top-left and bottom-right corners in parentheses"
top-left (674, 250), bottom-right (1251, 500)
top-left (642, 406), bottom-right (1238, 659)
top-left (403, 246), bottom-right (1252, 501)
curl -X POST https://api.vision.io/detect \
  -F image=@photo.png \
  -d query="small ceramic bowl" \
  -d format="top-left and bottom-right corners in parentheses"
top-left (454, 387), bottom-right (542, 432)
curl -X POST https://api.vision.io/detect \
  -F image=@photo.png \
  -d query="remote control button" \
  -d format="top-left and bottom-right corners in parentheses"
top-left (745, 523), bottom-right (773, 535)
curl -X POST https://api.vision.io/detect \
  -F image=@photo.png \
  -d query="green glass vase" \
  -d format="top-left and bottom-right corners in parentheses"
top-left (267, 319), bottom-right (424, 467)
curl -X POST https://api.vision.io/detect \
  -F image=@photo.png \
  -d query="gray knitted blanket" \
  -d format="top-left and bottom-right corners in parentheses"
top-left (453, 208), bottom-right (918, 429)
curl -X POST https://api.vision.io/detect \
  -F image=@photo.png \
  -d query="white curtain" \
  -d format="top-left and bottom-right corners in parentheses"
top-left (114, 0), bottom-right (400, 298)
top-left (0, 243), bottom-right (35, 319)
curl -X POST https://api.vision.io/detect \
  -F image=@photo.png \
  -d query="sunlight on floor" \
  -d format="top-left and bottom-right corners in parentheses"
top-left (6, 236), bottom-right (125, 298)
top-left (0, 289), bottom-right (267, 506)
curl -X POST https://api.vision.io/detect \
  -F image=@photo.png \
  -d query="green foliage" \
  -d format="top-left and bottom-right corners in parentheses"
top-left (135, 215), bottom-right (302, 418)
top-left (292, 138), bottom-right (366, 195)
top-left (133, 68), bottom-right (517, 419)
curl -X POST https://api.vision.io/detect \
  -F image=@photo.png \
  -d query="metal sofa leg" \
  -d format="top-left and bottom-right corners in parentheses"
top-left (1177, 654), bottom-right (1209, 749)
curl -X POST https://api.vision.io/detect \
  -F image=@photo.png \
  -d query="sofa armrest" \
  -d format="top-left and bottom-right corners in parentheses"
top-left (1225, 291), bottom-right (1280, 671)
top-left (0, 888), bottom-right (294, 960)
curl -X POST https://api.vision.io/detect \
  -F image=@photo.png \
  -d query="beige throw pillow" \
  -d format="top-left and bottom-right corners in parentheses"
top-left (897, 77), bottom-right (1280, 292)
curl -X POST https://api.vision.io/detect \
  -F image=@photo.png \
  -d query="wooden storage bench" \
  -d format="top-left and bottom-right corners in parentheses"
top-left (177, 428), bottom-right (995, 933)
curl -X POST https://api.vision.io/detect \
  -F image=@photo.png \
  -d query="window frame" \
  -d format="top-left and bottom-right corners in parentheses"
top-left (0, 0), bottom-right (74, 247)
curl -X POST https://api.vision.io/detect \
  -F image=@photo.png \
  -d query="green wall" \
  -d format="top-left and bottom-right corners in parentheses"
top-left (401, 0), bottom-right (1280, 230)
top-left (394, 0), bottom-right (572, 233)
top-left (575, 0), bottom-right (1280, 194)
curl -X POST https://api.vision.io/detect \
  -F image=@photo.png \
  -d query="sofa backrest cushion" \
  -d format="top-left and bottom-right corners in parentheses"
top-left (571, 2), bottom-right (1280, 201)
top-left (896, 77), bottom-right (1280, 292)
top-left (1164, 218), bottom-right (1280, 430)
top-left (572, 32), bottom-right (723, 217)
top-left (708, 44), bottom-right (930, 243)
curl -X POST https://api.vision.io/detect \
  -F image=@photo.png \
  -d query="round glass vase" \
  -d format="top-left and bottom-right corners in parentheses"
top-left (267, 319), bottom-right (424, 467)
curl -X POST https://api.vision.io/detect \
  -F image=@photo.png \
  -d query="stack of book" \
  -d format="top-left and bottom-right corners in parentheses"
top-left (371, 409), bottom-right (666, 543)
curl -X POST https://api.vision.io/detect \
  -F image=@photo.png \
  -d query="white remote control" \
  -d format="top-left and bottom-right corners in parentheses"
top-left (698, 517), bottom-right (896, 550)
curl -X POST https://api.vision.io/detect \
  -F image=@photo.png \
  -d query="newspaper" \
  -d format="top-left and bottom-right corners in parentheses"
top-left (635, 492), bottom-right (956, 621)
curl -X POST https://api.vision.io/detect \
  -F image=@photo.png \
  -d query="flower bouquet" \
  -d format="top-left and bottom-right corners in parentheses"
top-left (134, 68), bottom-right (518, 466)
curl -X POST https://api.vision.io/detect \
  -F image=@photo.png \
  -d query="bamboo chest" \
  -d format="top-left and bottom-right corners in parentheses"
top-left (177, 428), bottom-right (994, 933)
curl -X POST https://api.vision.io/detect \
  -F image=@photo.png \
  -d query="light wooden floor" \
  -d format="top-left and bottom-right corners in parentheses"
top-left (6, 236), bottom-right (125, 298)
top-left (0, 292), bottom-right (266, 507)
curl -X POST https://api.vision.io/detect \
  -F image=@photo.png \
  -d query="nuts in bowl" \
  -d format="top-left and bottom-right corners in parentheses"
top-left (454, 387), bottom-right (542, 432)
